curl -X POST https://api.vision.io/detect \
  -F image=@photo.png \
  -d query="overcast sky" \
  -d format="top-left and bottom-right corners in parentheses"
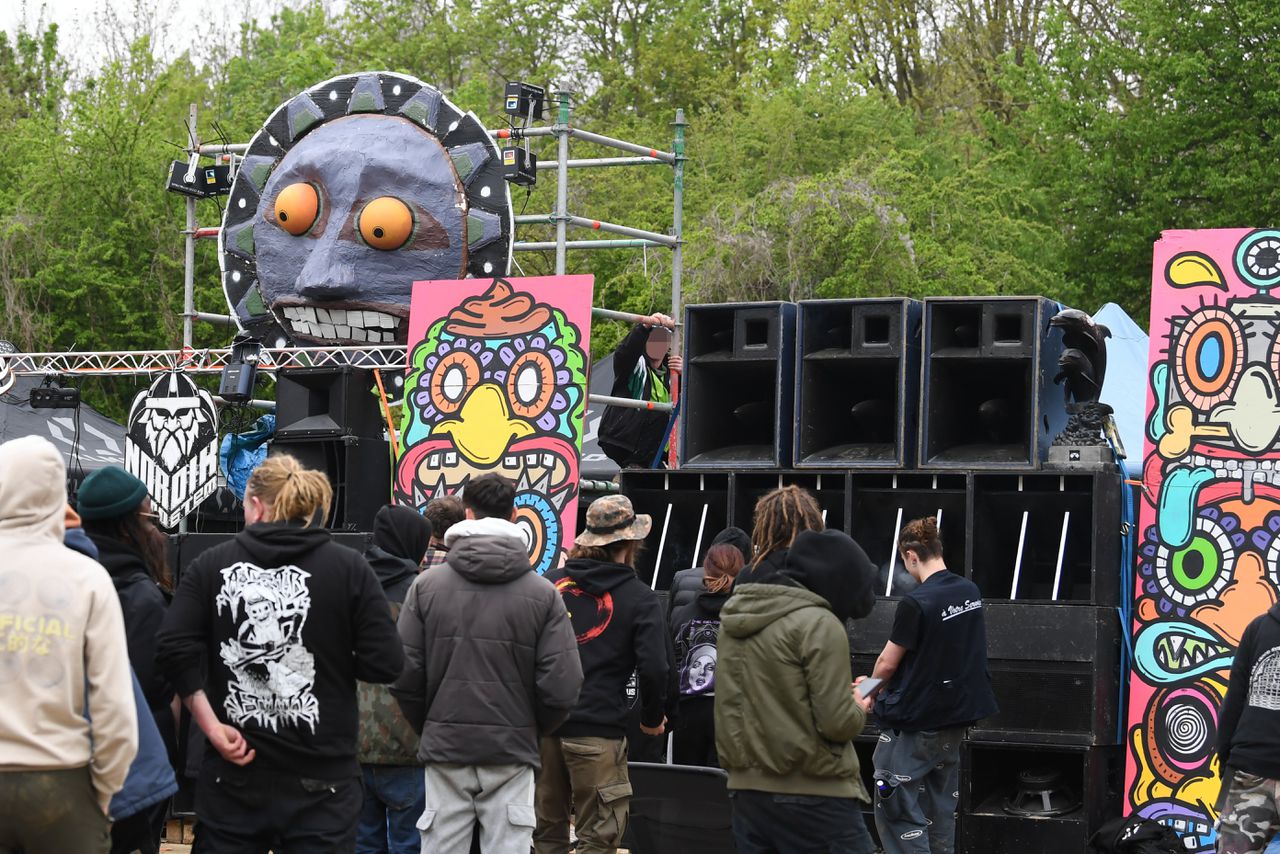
top-left (1, 0), bottom-right (308, 69)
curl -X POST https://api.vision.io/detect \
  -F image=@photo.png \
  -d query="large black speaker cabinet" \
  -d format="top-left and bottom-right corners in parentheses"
top-left (618, 470), bottom-right (731, 589)
top-left (275, 366), bottom-right (384, 441)
top-left (847, 472), bottom-right (969, 592)
top-left (795, 298), bottom-right (921, 468)
top-left (919, 297), bottom-right (1066, 468)
top-left (850, 599), bottom-right (1121, 746)
top-left (970, 473), bottom-right (1121, 606)
top-left (960, 743), bottom-right (1124, 854)
top-left (680, 302), bottom-right (796, 468)
top-left (270, 438), bottom-right (389, 531)
top-left (732, 472), bottom-right (849, 533)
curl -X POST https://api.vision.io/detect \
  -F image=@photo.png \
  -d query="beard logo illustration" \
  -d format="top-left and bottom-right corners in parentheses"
top-left (125, 371), bottom-right (220, 529)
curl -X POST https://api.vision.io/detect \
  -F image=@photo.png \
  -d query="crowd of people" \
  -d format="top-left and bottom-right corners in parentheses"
top-left (0, 434), bottom-right (1011, 854)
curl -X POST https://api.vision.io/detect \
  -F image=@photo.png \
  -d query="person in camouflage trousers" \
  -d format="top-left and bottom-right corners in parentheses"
top-left (356, 505), bottom-right (433, 854)
top-left (1216, 600), bottom-right (1280, 854)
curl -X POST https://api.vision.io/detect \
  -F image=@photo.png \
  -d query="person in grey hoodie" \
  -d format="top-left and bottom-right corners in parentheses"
top-left (0, 436), bottom-right (137, 853)
top-left (393, 473), bottom-right (582, 853)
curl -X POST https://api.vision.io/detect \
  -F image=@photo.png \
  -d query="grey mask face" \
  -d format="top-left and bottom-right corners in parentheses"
top-left (254, 114), bottom-right (468, 345)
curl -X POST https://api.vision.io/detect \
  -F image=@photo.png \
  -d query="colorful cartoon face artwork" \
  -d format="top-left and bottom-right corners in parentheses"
top-left (1128, 228), bottom-right (1280, 851)
top-left (220, 72), bottom-right (513, 348)
top-left (395, 276), bottom-right (593, 574)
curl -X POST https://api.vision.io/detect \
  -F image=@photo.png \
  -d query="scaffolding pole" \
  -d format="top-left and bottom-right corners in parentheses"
top-left (182, 103), bottom-right (198, 352)
top-left (553, 90), bottom-right (571, 275)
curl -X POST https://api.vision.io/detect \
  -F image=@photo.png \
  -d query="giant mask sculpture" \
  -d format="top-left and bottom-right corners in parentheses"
top-left (1128, 229), bottom-right (1280, 851)
top-left (395, 277), bottom-right (592, 575)
top-left (220, 72), bottom-right (513, 348)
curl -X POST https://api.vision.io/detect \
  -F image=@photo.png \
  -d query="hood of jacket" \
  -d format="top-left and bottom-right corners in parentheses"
top-left (372, 504), bottom-right (432, 564)
top-left (737, 548), bottom-right (787, 586)
top-left (444, 517), bottom-right (532, 584)
top-left (234, 521), bottom-right (332, 565)
top-left (710, 526), bottom-right (752, 565)
top-left (90, 534), bottom-right (153, 589)
top-left (563, 557), bottom-right (639, 596)
top-left (0, 435), bottom-right (66, 541)
top-left (720, 582), bottom-right (830, 639)
top-left (779, 529), bottom-right (876, 623)
top-left (364, 546), bottom-right (419, 590)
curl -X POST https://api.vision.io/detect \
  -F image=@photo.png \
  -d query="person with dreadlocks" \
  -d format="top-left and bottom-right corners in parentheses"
top-left (714, 486), bottom-right (878, 852)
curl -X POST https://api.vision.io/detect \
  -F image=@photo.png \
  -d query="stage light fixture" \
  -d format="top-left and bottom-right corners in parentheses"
top-left (30, 376), bottom-right (80, 409)
top-left (502, 146), bottom-right (538, 187)
top-left (166, 160), bottom-right (232, 198)
top-left (218, 334), bottom-right (262, 403)
top-left (504, 82), bottom-right (545, 121)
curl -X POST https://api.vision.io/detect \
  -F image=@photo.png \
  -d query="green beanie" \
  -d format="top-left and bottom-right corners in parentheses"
top-left (77, 466), bottom-right (149, 521)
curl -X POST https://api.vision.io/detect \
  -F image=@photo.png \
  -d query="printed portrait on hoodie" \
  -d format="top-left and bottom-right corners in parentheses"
top-left (396, 276), bottom-right (593, 575)
top-left (1128, 229), bottom-right (1280, 851)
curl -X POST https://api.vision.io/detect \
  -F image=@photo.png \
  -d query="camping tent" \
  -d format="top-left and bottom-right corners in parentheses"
top-left (1094, 302), bottom-right (1149, 467)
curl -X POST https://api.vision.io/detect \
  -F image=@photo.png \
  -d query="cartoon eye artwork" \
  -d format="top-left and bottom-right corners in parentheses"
top-left (1171, 306), bottom-right (1244, 411)
top-left (514, 491), bottom-right (560, 575)
top-left (1151, 511), bottom-right (1236, 609)
top-left (1234, 229), bottom-right (1280, 291)
top-left (273, 182), bottom-right (320, 236)
top-left (357, 197), bottom-right (414, 250)
top-left (428, 348), bottom-right (481, 415)
top-left (507, 351), bottom-right (556, 420)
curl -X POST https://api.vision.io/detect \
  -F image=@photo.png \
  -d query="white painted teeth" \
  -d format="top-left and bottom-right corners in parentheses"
top-left (280, 305), bottom-right (404, 343)
top-left (504, 456), bottom-right (518, 469)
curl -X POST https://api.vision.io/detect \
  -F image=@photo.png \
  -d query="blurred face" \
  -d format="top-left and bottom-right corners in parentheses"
top-left (645, 328), bottom-right (672, 365)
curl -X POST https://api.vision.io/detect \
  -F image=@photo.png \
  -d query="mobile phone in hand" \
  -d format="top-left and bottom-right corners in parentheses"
top-left (855, 677), bottom-right (883, 700)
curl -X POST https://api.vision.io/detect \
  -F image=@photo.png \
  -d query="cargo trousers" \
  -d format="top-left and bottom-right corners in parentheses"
top-left (872, 726), bottom-right (965, 854)
top-left (533, 736), bottom-right (631, 854)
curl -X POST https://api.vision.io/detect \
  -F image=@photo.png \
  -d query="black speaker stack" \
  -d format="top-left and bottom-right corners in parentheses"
top-left (271, 366), bottom-right (390, 531)
top-left (624, 295), bottom-right (1125, 853)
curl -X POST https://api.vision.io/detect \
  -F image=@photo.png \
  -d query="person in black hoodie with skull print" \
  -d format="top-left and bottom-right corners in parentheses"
top-left (156, 454), bottom-right (403, 854)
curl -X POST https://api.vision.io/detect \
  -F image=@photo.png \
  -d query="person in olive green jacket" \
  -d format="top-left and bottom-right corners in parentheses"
top-left (715, 525), bottom-right (878, 854)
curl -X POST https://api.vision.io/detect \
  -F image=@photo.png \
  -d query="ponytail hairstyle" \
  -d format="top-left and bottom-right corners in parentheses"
top-left (750, 485), bottom-right (824, 566)
top-left (702, 542), bottom-right (744, 594)
top-left (246, 454), bottom-right (333, 526)
top-left (899, 516), bottom-right (944, 562)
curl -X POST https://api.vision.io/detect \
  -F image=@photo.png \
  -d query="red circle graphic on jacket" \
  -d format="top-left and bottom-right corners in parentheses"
top-left (555, 578), bottom-right (614, 643)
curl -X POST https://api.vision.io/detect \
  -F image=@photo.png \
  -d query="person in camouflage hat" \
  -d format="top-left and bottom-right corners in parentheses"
top-left (536, 494), bottom-right (668, 854)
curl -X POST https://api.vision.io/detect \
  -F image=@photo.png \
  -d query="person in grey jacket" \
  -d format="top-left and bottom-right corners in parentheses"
top-left (393, 473), bottom-right (583, 853)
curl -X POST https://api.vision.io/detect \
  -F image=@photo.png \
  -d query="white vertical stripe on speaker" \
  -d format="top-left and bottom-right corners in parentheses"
top-left (1052, 511), bottom-right (1071, 600)
top-left (822, 509), bottom-right (828, 524)
top-left (886, 506), bottom-right (904, 596)
top-left (936, 508), bottom-right (943, 532)
top-left (1010, 510), bottom-right (1029, 599)
top-left (693, 504), bottom-right (709, 566)
top-left (653, 504), bottom-right (673, 591)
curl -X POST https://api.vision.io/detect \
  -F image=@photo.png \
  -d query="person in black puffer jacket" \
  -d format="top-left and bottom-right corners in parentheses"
top-left (669, 541), bottom-right (745, 767)
top-left (79, 466), bottom-right (177, 854)
top-left (666, 526), bottom-right (751, 621)
top-left (357, 505), bottom-right (432, 854)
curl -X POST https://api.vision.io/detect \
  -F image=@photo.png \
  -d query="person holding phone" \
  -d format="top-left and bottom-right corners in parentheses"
top-left (857, 516), bottom-right (998, 854)
top-left (715, 491), bottom-right (878, 854)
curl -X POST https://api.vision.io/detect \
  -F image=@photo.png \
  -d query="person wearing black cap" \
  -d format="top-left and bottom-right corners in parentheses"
top-left (715, 519), bottom-right (878, 853)
top-left (79, 465), bottom-right (177, 854)
top-left (357, 505), bottom-right (432, 854)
